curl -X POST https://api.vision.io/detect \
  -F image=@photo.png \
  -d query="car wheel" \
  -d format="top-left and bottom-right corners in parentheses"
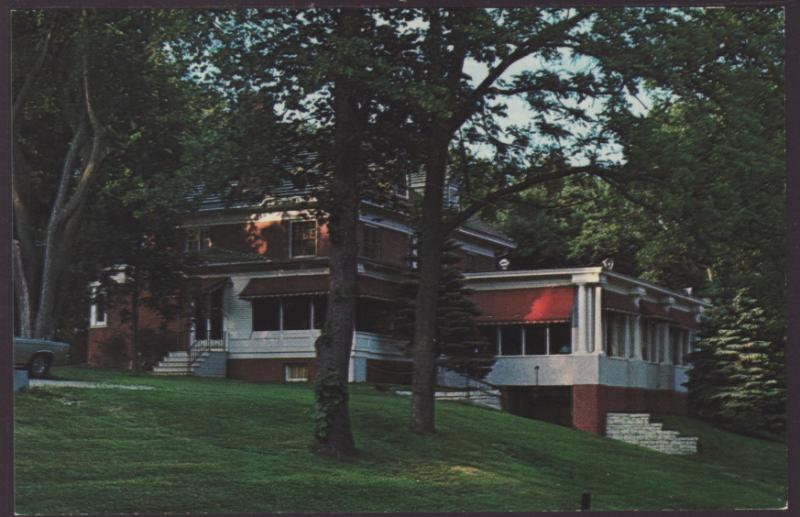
top-left (28, 355), bottom-right (51, 379)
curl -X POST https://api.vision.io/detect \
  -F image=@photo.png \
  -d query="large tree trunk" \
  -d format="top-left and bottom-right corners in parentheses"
top-left (311, 9), bottom-right (362, 458)
top-left (131, 274), bottom-right (141, 374)
top-left (12, 240), bottom-right (32, 338)
top-left (409, 126), bottom-right (450, 434)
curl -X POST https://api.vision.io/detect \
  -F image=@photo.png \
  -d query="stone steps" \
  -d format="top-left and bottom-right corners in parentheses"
top-left (605, 412), bottom-right (698, 455)
top-left (151, 350), bottom-right (226, 378)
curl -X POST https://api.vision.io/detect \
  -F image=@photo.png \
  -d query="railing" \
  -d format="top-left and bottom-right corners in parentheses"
top-left (187, 331), bottom-right (228, 374)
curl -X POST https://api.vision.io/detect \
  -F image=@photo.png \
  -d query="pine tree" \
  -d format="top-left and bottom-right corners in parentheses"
top-left (687, 290), bottom-right (785, 437)
top-left (396, 239), bottom-right (495, 381)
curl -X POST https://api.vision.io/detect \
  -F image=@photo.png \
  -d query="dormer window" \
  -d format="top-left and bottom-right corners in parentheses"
top-left (394, 174), bottom-right (410, 199)
top-left (290, 220), bottom-right (317, 258)
top-left (185, 228), bottom-right (211, 252)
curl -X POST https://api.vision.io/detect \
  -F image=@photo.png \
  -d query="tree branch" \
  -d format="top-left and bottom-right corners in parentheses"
top-left (443, 164), bottom-right (596, 235)
top-left (12, 22), bottom-right (54, 121)
top-left (449, 10), bottom-right (593, 132)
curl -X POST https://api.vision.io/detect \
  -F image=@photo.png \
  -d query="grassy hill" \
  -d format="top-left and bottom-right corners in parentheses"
top-left (14, 366), bottom-right (787, 513)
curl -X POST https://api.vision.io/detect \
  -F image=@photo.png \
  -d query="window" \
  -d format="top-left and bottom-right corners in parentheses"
top-left (362, 225), bottom-right (382, 260)
top-left (90, 287), bottom-right (107, 328)
top-left (524, 326), bottom-right (547, 355)
top-left (549, 324), bottom-right (572, 354)
top-left (252, 298), bottom-right (281, 331)
top-left (465, 253), bottom-right (479, 273)
top-left (479, 326), bottom-right (499, 355)
top-left (500, 326), bottom-right (523, 356)
top-left (641, 319), bottom-right (660, 362)
top-left (185, 228), bottom-right (211, 252)
top-left (394, 175), bottom-right (410, 199)
top-left (283, 296), bottom-right (312, 330)
top-left (313, 296), bottom-right (327, 329)
top-left (290, 220), bottom-right (317, 257)
top-left (285, 363), bottom-right (309, 382)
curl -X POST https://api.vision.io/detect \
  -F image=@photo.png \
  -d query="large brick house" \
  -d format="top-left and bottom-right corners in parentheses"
top-left (87, 178), bottom-right (709, 435)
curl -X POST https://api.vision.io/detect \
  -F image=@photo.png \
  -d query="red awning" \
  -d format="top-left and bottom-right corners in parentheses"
top-left (239, 275), bottom-right (328, 298)
top-left (603, 291), bottom-right (639, 314)
top-left (470, 286), bottom-right (575, 324)
top-left (238, 274), bottom-right (403, 300)
top-left (670, 308), bottom-right (699, 329)
top-left (639, 300), bottom-right (671, 319)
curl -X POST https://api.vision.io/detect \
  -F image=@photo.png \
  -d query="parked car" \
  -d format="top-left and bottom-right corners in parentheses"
top-left (14, 337), bottom-right (71, 378)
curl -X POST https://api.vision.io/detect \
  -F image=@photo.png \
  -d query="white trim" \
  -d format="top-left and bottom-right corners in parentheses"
top-left (358, 213), bottom-right (412, 234)
top-left (465, 279), bottom-right (573, 291)
top-left (454, 227), bottom-right (517, 249)
top-left (89, 282), bottom-right (108, 328)
top-left (288, 219), bottom-right (318, 258)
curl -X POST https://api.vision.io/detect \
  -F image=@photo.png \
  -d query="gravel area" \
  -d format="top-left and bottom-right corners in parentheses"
top-left (29, 379), bottom-right (156, 391)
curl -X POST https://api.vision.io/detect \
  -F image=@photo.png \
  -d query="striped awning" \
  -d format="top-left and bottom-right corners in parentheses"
top-left (470, 286), bottom-right (575, 325)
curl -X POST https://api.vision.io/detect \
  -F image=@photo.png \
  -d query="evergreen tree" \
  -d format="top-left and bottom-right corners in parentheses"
top-left (687, 290), bottom-right (785, 438)
top-left (396, 240), bottom-right (495, 381)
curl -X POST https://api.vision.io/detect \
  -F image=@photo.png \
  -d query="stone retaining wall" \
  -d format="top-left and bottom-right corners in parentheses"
top-left (605, 413), bottom-right (698, 455)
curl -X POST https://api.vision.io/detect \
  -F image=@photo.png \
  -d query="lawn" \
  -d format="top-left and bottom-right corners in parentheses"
top-left (14, 366), bottom-right (787, 513)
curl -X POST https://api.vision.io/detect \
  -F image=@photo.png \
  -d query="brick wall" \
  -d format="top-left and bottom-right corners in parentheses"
top-left (571, 384), bottom-right (688, 435)
top-left (227, 358), bottom-right (317, 382)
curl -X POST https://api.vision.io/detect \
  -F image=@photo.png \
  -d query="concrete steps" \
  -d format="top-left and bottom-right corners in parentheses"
top-left (152, 349), bottom-right (226, 378)
top-left (605, 413), bottom-right (699, 455)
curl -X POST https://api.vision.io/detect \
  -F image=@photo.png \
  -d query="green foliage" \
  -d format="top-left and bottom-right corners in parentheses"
top-left (687, 290), bottom-right (785, 438)
top-left (396, 240), bottom-right (495, 379)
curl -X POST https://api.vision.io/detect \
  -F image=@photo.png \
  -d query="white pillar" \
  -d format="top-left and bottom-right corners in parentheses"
top-left (576, 284), bottom-right (588, 353)
top-left (632, 315), bottom-right (642, 360)
top-left (593, 286), bottom-right (604, 354)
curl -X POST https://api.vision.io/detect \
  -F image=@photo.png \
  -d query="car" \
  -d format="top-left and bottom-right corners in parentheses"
top-left (14, 337), bottom-right (71, 378)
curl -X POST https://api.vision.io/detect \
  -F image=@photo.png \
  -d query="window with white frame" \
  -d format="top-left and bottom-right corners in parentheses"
top-left (394, 174), bottom-right (410, 199)
top-left (185, 228), bottom-right (211, 252)
top-left (285, 363), bottom-right (309, 382)
top-left (89, 285), bottom-right (108, 328)
top-left (362, 225), bottom-right (382, 260)
top-left (251, 296), bottom-right (325, 332)
top-left (290, 220), bottom-right (317, 257)
top-left (604, 312), bottom-right (630, 357)
top-left (484, 323), bottom-right (571, 356)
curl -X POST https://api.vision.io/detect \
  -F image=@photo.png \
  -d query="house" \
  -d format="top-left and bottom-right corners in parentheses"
top-left (86, 177), bottom-right (709, 435)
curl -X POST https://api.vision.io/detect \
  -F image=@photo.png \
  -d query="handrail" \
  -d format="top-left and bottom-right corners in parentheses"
top-left (187, 331), bottom-right (228, 374)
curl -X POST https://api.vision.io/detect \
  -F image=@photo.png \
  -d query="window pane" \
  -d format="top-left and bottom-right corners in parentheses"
top-left (291, 221), bottom-right (317, 257)
top-left (96, 294), bottom-right (107, 323)
top-left (549, 324), bottom-right (571, 354)
top-left (252, 298), bottom-right (280, 331)
top-left (500, 326), bottom-right (522, 356)
top-left (362, 226), bottom-right (382, 260)
top-left (605, 313), bottom-right (614, 355)
top-left (524, 326), bottom-right (547, 355)
top-left (285, 363), bottom-right (309, 381)
top-left (313, 296), bottom-right (327, 329)
top-left (479, 326), bottom-right (498, 355)
top-left (283, 296), bottom-right (311, 330)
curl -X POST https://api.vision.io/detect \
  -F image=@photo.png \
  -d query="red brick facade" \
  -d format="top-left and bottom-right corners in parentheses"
top-left (571, 384), bottom-right (687, 435)
top-left (87, 291), bottom-right (189, 369)
top-left (227, 358), bottom-right (316, 382)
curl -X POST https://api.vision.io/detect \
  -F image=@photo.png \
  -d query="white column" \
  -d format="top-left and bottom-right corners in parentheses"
top-left (632, 315), bottom-right (642, 360)
top-left (576, 284), bottom-right (588, 353)
top-left (593, 286), bottom-right (604, 354)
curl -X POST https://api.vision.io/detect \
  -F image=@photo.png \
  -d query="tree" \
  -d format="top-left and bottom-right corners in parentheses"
top-left (12, 10), bottom-right (197, 341)
top-left (395, 239), bottom-right (494, 381)
top-left (686, 290), bottom-right (785, 438)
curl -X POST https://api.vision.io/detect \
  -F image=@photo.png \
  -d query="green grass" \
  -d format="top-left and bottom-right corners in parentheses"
top-left (15, 365), bottom-right (787, 513)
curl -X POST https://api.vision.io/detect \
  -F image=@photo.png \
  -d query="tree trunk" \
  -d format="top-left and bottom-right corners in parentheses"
top-left (409, 126), bottom-right (450, 434)
top-left (311, 9), bottom-right (362, 458)
top-left (131, 276), bottom-right (141, 374)
top-left (12, 240), bottom-right (32, 338)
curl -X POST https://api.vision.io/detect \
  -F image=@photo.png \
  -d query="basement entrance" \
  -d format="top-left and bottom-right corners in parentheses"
top-left (500, 386), bottom-right (572, 427)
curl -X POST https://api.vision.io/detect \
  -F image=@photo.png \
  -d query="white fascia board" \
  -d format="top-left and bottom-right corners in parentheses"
top-left (454, 227), bottom-right (517, 249)
top-left (465, 267), bottom-right (603, 282)
top-left (454, 240), bottom-right (496, 258)
top-left (182, 210), bottom-right (318, 228)
top-left (358, 213), bottom-right (412, 234)
top-left (466, 279), bottom-right (574, 291)
top-left (228, 268), bottom-right (330, 280)
top-left (603, 271), bottom-right (711, 307)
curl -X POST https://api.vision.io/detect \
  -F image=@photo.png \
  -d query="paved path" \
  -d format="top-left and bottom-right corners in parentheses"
top-left (29, 379), bottom-right (155, 391)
